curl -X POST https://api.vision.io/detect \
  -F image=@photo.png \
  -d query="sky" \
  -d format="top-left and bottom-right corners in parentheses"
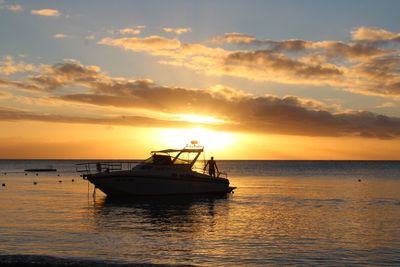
top-left (1, 0), bottom-right (400, 159)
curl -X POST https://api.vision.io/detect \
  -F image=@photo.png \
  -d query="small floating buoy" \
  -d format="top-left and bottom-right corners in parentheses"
top-left (71, 179), bottom-right (74, 182)
top-left (358, 179), bottom-right (361, 182)
top-left (25, 173), bottom-right (27, 176)
top-left (57, 174), bottom-right (60, 177)
top-left (2, 183), bottom-right (5, 187)
top-left (3, 172), bottom-right (6, 175)
top-left (34, 182), bottom-right (37, 185)
top-left (35, 173), bottom-right (38, 176)
top-left (58, 180), bottom-right (62, 183)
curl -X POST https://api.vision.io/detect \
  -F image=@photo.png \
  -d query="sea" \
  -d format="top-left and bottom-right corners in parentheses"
top-left (0, 160), bottom-right (400, 266)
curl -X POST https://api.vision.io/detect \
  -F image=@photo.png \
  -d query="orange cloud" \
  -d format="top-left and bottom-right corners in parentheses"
top-left (31, 8), bottom-right (60, 17)
top-left (98, 36), bottom-right (181, 52)
top-left (119, 25), bottom-right (145, 35)
top-left (351, 27), bottom-right (400, 42)
top-left (0, 56), bottom-right (36, 75)
top-left (0, 77), bottom-right (42, 91)
top-left (163, 27), bottom-right (191, 35)
top-left (97, 27), bottom-right (400, 98)
top-left (2, 60), bottom-right (400, 139)
top-left (210, 32), bottom-right (256, 44)
top-left (53, 33), bottom-right (70, 39)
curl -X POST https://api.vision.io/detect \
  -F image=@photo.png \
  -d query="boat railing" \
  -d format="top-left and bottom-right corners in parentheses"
top-left (76, 161), bottom-right (141, 175)
top-left (194, 165), bottom-right (228, 179)
top-left (217, 171), bottom-right (228, 179)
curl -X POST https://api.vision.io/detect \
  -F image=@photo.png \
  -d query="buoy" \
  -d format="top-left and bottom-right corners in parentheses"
top-left (34, 182), bottom-right (37, 185)
top-left (58, 180), bottom-right (62, 183)
top-left (72, 179), bottom-right (74, 182)
top-left (57, 174), bottom-right (60, 177)
top-left (36, 173), bottom-right (38, 176)
top-left (358, 179), bottom-right (361, 182)
top-left (3, 172), bottom-right (6, 175)
top-left (25, 173), bottom-right (27, 176)
top-left (2, 183), bottom-right (5, 187)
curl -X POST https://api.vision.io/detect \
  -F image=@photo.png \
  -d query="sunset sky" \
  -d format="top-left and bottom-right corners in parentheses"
top-left (1, 0), bottom-right (400, 159)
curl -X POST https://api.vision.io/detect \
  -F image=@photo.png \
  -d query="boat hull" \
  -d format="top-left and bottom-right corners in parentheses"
top-left (87, 172), bottom-right (234, 196)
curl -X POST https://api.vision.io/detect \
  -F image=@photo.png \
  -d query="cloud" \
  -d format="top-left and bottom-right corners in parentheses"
top-left (53, 33), bottom-right (70, 39)
top-left (98, 36), bottom-right (181, 52)
top-left (0, 91), bottom-right (11, 99)
top-left (3, 59), bottom-right (400, 139)
top-left (224, 50), bottom-right (343, 82)
top-left (98, 27), bottom-right (400, 98)
top-left (40, 84), bottom-right (400, 139)
top-left (210, 34), bottom-right (391, 60)
top-left (351, 27), bottom-right (400, 42)
top-left (0, 0), bottom-right (22, 12)
top-left (85, 35), bottom-right (96, 40)
top-left (375, 102), bottom-right (396, 109)
top-left (119, 25), bottom-right (146, 35)
top-left (210, 32), bottom-right (256, 44)
top-left (0, 77), bottom-right (42, 91)
top-left (31, 8), bottom-right (61, 17)
top-left (0, 56), bottom-right (36, 75)
top-left (163, 27), bottom-right (192, 35)
top-left (28, 60), bottom-right (101, 90)
top-left (0, 106), bottom-right (198, 129)
top-left (120, 28), bottom-right (141, 35)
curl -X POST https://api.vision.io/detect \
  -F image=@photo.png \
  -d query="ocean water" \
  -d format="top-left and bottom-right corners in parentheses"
top-left (0, 160), bottom-right (400, 266)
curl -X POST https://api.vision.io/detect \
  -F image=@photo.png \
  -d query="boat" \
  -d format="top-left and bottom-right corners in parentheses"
top-left (76, 142), bottom-right (236, 196)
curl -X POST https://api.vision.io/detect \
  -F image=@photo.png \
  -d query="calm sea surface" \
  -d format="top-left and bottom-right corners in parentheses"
top-left (0, 160), bottom-right (400, 266)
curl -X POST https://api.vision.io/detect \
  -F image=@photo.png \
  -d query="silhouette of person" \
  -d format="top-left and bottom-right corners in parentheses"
top-left (204, 156), bottom-right (219, 178)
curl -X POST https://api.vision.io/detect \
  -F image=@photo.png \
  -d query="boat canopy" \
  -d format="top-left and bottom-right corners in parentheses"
top-left (151, 147), bottom-right (204, 154)
top-left (149, 145), bottom-right (204, 167)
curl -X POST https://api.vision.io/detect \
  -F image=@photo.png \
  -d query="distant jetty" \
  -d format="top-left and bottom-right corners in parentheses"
top-left (24, 168), bottom-right (57, 172)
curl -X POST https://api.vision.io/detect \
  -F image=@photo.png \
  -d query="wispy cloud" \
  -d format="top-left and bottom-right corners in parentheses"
top-left (210, 32), bottom-right (256, 44)
top-left (53, 33), bottom-right (70, 39)
top-left (375, 102), bottom-right (396, 109)
top-left (163, 27), bottom-right (191, 35)
top-left (0, 106), bottom-right (194, 129)
top-left (0, 91), bottom-right (11, 99)
top-left (119, 25), bottom-right (146, 35)
top-left (31, 8), bottom-right (61, 17)
top-left (98, 36), bottom-right (181, 52)
top-left (0, 0), bottom-right (22, 12)
top-left (351, 27), bottom-right (400, 42)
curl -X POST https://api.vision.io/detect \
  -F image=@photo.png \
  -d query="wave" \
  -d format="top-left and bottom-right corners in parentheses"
top-left (0, 254), bottom-right (196, 267)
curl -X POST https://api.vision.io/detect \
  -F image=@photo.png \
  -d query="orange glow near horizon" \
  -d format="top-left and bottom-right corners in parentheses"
top-left (1, 121), bottom-right (400, 160)
top-left (174, 114), bottom-right (227, 125)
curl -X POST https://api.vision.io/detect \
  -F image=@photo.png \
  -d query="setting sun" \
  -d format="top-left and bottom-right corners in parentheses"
top-left (156, 127), bottom-right (236, 154)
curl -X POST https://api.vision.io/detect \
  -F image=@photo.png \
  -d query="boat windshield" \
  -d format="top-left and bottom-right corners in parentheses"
top-left (144, 154), bottom-right (173, 165)
top-left (145, 146), bottom-right (203, 167)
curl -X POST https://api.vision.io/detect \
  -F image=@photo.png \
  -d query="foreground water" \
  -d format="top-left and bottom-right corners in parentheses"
top-left (0, 160), bottom-right (400, 266)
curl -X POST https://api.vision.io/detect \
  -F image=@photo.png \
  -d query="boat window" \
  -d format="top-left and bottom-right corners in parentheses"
top-left (173, 158), bottom-right (191, 165)
top-left (145, 154), bottom-right (173, 165)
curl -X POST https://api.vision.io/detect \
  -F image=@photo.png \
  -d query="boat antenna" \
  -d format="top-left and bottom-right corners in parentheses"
top-left (202, 143), bottom-right (207, 171)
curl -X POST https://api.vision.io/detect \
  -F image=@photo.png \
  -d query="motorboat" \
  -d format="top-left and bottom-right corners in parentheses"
top-left (77, 142), bottom-right (236, 196)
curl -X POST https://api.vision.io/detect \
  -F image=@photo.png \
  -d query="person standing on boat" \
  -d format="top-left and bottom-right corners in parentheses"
top-left (204, 156), bottom-right (219, 178)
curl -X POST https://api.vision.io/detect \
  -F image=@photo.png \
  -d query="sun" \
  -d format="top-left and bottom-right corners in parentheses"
top-left (156, 127), bottom-right (236, 156)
